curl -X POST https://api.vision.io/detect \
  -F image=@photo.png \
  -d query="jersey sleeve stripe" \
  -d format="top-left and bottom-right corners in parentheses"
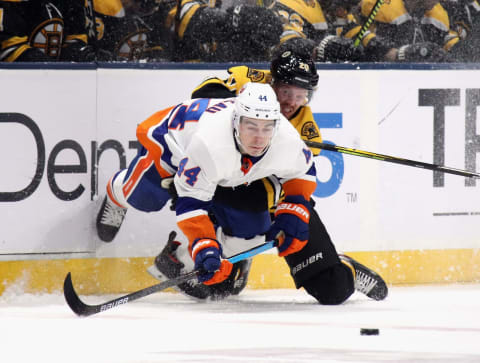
top-left (121, 152), bottom-right (156, 199)
top-left (106, 178), bottom-right (127, 208)
top-left (176, 208), bottom-right (208, 221)
top-left (137, 106), bottom-right (176, 178)
top-left (282, 178), bottom-right (317, 200)
top-left (177, 214), bottom-right (217, 247)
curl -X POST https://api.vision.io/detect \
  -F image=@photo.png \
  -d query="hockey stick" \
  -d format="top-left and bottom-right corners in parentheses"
top-left (354, 0), bottom-right (385, 47)
top-left (64, 240), bottom-right (277, 317)
top-left (305, 140), bottom-right (480, 178)
top-left (85, 0), bottom-right (98, 50)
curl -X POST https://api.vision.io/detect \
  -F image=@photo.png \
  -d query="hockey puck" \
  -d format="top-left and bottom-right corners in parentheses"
top-left (360, 328), bottom-right (379, 336)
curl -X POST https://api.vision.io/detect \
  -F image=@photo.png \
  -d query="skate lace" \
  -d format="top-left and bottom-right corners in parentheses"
top-left (100, 199), bottom-right (126, 227)
top-left (355, 270), bottom-right (378, 295)
top-left (186, 279), bottom-right (198, 287)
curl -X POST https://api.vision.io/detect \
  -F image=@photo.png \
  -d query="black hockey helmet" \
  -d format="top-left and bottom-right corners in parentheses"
top-left (270, 50), bottom-right (319, 91)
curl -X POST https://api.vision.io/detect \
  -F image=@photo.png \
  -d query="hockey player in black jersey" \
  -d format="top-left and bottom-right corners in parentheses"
top-left (352, 0), bottom-right (459, 62)
top-left (89, 0), bottom-right (173, 62)
top-left (172, 1), bottom-right (283, 62)
top-left (268, 0), bottom-right (459, 63)
top-left (441, 0), bottom-right (480, 61)
top-left (265, 0), bottom-right (365, 63)
top-left (0, 0), bottom-right (92, 62)
top-left (0, 0), bottom-right (175, 62)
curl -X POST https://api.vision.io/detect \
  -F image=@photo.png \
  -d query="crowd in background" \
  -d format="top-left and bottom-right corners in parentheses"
top-left (1, 0), bottom-right (479, 63)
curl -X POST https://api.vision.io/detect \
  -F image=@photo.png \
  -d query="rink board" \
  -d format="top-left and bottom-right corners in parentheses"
top-left (1, 63), bottom-right (480, 295)
top-left (1, 249), bottom-right (479, 296)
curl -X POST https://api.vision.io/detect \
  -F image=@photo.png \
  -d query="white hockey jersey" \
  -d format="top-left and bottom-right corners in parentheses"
top-left (136, 97), bottom-right (316, 244)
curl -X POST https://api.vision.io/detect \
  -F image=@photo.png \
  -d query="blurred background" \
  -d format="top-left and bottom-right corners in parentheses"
top-left (1, 0), bottom-right (479, 64)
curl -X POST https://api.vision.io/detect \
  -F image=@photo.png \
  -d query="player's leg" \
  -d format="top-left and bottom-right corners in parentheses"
top-left (149, 179), bottom-right (272, 299)
top-left (286, 205), bottom-right (388, 304)
top-left (206, 180), bottom-right (272, 299)
top-left (148, 229), bottom-right (255, 300)
top-left (96, 170), bottom-right (129, 242)
top-left (285, 205), bottom-right (354, 304)
top-left (148, 230), bottom-right (212, 299)
top-left (97, 147), bottom-right (172, 242)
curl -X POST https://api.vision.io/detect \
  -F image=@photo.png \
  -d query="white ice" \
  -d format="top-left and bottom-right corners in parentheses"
top-left (1, 284), bottom-right (480, 363)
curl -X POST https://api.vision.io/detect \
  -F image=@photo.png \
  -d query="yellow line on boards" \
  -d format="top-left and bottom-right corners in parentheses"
top-left (1, 249), bottom-right (479, 296)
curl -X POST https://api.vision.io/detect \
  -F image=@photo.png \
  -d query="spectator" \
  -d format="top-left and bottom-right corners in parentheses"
top-left (88, 0), bottom-right (172, 61)
top-left (441, 0), bottom-right (480, 61)
top-left (172, 1), bottom-right (282, 62)
top-left (268, 0), bottom-right (365, 62)
top-left (0, 0), bottom-right (91, 62)
top-left (355, 0), bottom-right (457, 62)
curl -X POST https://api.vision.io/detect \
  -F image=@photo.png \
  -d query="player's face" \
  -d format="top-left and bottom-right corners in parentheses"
top-left (272, 83), bottom-right (308, 120)
top-left (238, 117), bottom-right (276, 156)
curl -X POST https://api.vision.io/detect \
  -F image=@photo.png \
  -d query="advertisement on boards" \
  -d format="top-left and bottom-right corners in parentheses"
top-left (1, 67), bottom-right (479, 259)
top-left (0, 70), bottom-right (97, 256)
top-left (311, 70), bottom-right (480, 252)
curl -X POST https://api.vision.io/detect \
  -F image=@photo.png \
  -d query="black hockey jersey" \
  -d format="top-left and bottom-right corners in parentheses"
top-left (92, 0), bottom-right (174, 61)
top-left (360, 0), bottom-right (460, 51)
top-left (0, 0), bottom-right (88, 62)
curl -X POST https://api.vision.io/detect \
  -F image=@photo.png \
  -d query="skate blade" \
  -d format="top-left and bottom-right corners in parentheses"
top-left (146, 264), bottom-right (209, 301)
top-left (146, 264), bottom-right (168, 282)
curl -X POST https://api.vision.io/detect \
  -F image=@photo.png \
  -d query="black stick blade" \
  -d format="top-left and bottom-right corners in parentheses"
top-left (63, 270), bottom-right (200, 317)
top-left (63, 272), bottom-right (98, 317)
top-left (62, 241), bottom-right (276, 317)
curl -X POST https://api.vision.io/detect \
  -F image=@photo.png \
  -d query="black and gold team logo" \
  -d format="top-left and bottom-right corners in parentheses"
top-left (115, 30), bottom-right (148, 61)
top-left (29, 18), bottom-right (64, 59)
top-left (301, 121), bottom-right (319, 140)
top-left (247, 69), bottom-right (266, 82)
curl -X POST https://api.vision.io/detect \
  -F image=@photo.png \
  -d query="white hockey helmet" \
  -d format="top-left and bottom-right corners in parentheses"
top-left (232, 83), bottom-right (281, 145)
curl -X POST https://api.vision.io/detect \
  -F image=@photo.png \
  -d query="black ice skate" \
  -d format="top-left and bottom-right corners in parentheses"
top-left (96, 195), bottom-right (127, 242)
top-left (147, 231), bottom-right (211, 300)
top-left (339, 254), bottom-right (388, 301)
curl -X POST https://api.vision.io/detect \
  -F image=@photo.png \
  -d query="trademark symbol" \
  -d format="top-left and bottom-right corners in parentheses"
top-left (346, 192), bottom-right (357, 203)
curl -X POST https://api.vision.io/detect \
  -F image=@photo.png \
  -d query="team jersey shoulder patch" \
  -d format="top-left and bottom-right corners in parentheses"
top-left (301, 121), bottom-right (319, 140)
top-left (246, 68), bottom-right (270, 83)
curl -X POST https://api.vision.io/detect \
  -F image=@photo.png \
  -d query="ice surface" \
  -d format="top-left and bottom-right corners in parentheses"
top-left (1, 284), bottom-right (480, 362)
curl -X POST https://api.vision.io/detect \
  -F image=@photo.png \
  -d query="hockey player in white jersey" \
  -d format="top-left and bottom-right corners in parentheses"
top-left (97, 83), bottom-right (317, 288)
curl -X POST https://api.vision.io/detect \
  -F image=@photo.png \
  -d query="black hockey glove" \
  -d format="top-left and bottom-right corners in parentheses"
top-left (315, 35), bottom-right (363, 62)
top-left (396, 42), bottom-right (449, 62)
